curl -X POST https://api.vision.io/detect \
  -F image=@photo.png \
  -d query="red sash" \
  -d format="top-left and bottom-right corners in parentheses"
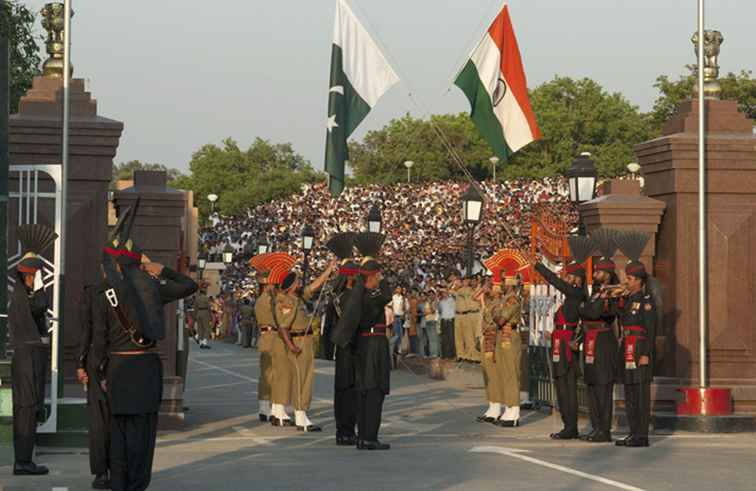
top-left (584, 327), bottom-right (610, 365)
top-left (551, 329), bottom-right (573, 363)
top-left (623, 326), bottom-right (645, 370)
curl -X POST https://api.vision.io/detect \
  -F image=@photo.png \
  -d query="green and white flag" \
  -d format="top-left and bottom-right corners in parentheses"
top-left (325, 0), bottom-right (399, 196)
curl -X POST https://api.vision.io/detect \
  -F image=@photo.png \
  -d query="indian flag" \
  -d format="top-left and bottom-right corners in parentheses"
top-left (325, 0), bottom-right (399, 197)
top-left (454, 4), bottom-right (541, 161)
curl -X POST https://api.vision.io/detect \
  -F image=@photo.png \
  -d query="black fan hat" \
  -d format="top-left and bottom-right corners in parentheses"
top-left (354, 232), bottom-right (385, 274)
top-left (615, 230), bottom-right (651, 278)
top-left (565, 235), bottom-right (592, 277)
top-left (591, 228), bottom-right (619, 272)
top-left (17, 224), bottom-right (58, 274)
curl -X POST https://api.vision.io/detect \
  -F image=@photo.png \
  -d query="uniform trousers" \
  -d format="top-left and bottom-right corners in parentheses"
top-left (497, 332), bottom-right (521, 407)
top-left (334, 346), bottom-right (357, 437)
top-left (587, 383), bottom-right (614, 433)
top-left (357, 389), bottom-right (385, 442)
top-left (454, 313), bottom-right (480, 361)
top-left (270, 337), bottom-right (292, 406)
top-left (554, 363), bottom-right (579, 433)
top-left (87, 370), bottom-right (111, 475)
top-left (110, 413), bottom-right (158, 491)
top-left (287, 335), bottom-right (314, 411)
top-left (11, 346), bottom-right (47, 464)
top-left (624, 382), bottom-right (651, 438)
top-left (257, 332), bottom-right (275, 402)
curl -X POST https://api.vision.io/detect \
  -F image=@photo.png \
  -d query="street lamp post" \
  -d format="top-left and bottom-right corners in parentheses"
top-left (301, 225), bottom-right (315, 284)
top-left (566, 152), bottom-right (599, 235)
top-left (207, 193), bottom-right (218, 215)
top-left (198, 254), bottom-right (207, 279)
top-left (367, 204), bottom-right (382, 233)
top-left (256, 238), bottom-right (270, 256)
top-left (461, 185), bottom-right (484, 277)
top-left (404, 160), bottom-right (414, 183)
top-left (222, 244), bottom-right (234, 266)
top-left (489, 156), bottom-right (500, 182)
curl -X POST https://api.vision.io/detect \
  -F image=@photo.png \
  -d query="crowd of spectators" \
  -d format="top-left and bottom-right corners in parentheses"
top-left (201, 178), bottom-right (578, 295)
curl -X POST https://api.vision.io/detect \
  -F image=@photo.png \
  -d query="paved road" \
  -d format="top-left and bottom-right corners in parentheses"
top-left (2, 341), bottom-right (756, 490)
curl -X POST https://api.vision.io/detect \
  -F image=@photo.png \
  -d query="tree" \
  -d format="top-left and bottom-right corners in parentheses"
top-left (0, 1), bottom-right (42, 113)
top-left (651, 68), bottom-right (756, 130)
top-left (172, 138), bottom-right (321, 218)
top-left (112, 160), bottom-right (184, 188)
top-left (349, 77), bottom-right (653, 182)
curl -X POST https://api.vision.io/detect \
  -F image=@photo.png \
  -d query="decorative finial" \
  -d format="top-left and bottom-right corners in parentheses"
top-left (691, 29), bottom-right (724, 100)
top-left (40, 2), bottom-right (74, 78)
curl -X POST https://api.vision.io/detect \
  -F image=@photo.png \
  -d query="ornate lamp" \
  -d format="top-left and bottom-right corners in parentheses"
top-left (566, 152), bottom-right (598, 204)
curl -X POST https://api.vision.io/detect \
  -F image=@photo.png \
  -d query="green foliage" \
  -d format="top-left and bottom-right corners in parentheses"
top-left (350, 77), bottom-right (653, 182)
top-left (174, 137), bottom-right (321, 218)
top-left (112, 160), bottom-right (184, 188)
top-left (651, 68), bottom-right (756, 129)
top-left (0, 1), bottom-right (42, 113)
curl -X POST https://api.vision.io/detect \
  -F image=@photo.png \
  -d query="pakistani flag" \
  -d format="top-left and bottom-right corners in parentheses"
top-left (325, 0), bottom-right (399, 196)
top-left (454, 4), bottom-right (541, 161)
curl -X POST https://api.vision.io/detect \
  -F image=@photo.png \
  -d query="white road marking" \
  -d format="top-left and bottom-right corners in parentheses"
top-left (470, 446), bottom-right (646, 491)
top-left (191, 358), bottom-right (259, 383)
top-left (185, 380), bottom-right (254, 392)
top-left (53, 488), bottom-right (69, 491)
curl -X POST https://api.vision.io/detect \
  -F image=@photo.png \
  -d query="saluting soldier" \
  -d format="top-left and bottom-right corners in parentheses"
top-left (92, 199), bottom-right (197, 491)
top-left (533, 236), bottom-right (592, 440)
top-left (477, 273), bottom-right (504, 424)
top-left (495, 277), bottom-right (523, 426)
top-left (614, 231), bottom-right (658, 448)
top-left (450, 275), bottom-right (481, 362)
top-left (578, 229), bottom-right (620, 443)
top-left (78, 281), bottom-right (112, 489)
top-left (326, 232), bottom-right (362, 446)
top-left (333, 232), bottom-right (393, 450)
top-left (271, 258), bottom-right (336, 432)
top-left (9, 224), bottom-right (57, 476)
top-left (249, 264), bottom-right (274, 422)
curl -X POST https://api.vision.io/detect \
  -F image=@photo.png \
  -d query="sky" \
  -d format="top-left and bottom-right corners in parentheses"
top-left (22, 0), bottom-right (755, 173)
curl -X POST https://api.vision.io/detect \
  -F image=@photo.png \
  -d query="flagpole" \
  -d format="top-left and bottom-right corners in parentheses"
top-left (697, 0), bottom-right (707, 389)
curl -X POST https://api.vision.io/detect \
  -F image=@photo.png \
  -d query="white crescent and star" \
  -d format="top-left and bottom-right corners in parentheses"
top-left (327, 85), bottom-right (344, 132)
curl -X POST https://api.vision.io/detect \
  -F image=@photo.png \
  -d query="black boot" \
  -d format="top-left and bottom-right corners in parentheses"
top-left (586, 430), bottom-right (612, 443)
top-left (624, 436), bottom-right (650, 447)
top-left (357, 440), bottom-right (390, 450)
top-left (336, 434), bottom-right (358, 446)
top-left (550, 429), bottom-right (579, 440)
top-left (92, 473), bottom-right (111, 489)
top-left (614, 435), bottom-right (633, 447)
top-left (13, 462), bottom-right (50, 476)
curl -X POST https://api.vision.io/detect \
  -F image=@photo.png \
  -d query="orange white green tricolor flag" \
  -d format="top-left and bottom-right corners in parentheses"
top-left (454, 4), bottom-right (541, 161)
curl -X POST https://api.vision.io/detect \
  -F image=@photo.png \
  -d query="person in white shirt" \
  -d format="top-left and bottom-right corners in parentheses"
top-left (437, 289), bottom-right (457, 359)
top-left (390, 288), bottom-right (406, 356)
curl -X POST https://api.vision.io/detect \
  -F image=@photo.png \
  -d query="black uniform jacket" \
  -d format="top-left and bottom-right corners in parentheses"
top-left (91, 267), bottom-right (198, 414)
top-left (615, 290), bottom-right (656, 385)
top-left (535, 262), bottom-right (586, 377)
top-left (578, 291), bottom-right (618, 385)
top-left (78, 282), bottom-right (109, 403)
top-left (9, 283), bottom-right (49, 408)
top-left (335, 279), bottom-right (392, 393)
top-left (332, 287), bottom-right (356, 391)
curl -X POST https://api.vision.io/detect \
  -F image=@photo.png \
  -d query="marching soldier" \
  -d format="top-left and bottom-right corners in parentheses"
top-left (270, 257), bottom-right (336, 432)
top-left (9, 224), bottom-right (57, 476)
top-left (333, 232), bottom-right (393, 450)
top-left (533, 236), bottom-right (592, 440)
top-left (477, 275), bottom-right (503, 424)
top-left (78, 282), bottom-right (111, 488)
top-left (614, 231), bottom-right (658, 448)
top-left (495, 277), bottom-right (523, 426)
top-left (194, 285), bottom-right (212, 349)
top-left (578, 229), bottom-right (620, 443)
top-left (92, 199), bottom-right (197, 490)
top-left (450, 275), bottom-right (481, 362)
top-left (326, 232), bottom-right (362, 445)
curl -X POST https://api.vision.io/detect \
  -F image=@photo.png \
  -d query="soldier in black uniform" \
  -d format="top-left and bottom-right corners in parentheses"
top-left (91, 200), bottom-right (198, 490)
top-left (325, 232), bottom-right (361, 446)
top-left (577, 229), bottom-right (620, 443)
top-left (614, 231), bottom-right (657, 448)
top-left (533, 236), bottom-right (591, 440)
top-left (78, 282), bottom-right (112, 489)
top-left (9, 224), bottom-right (57, 476)
top-left (333, 232), bottom-right (392, 450)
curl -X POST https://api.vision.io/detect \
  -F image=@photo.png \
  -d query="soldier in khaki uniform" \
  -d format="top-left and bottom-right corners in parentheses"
top-left (194, 286), bottom-right (212, 349)
top-left (450, 276), bottom-right (481, 362)
top-left (252, 270), bottom-right (274, 422)
top-left (477, 275), bottom-right (504, 423)
top-left (273, 260), bottom-right (336, 432)
top-left (494, 280), bottom-right (523, 426)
